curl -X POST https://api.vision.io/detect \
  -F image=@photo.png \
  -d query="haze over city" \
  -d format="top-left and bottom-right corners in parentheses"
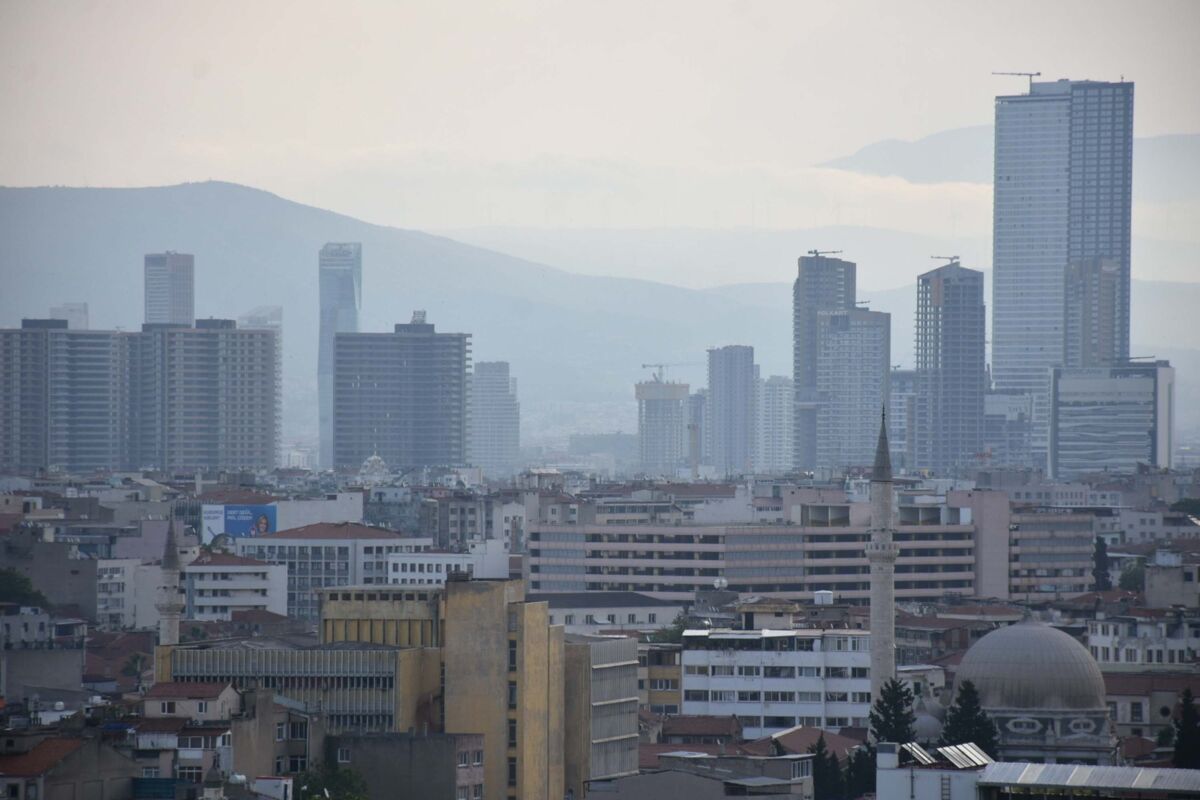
top-left (2, 5), bottom-right (1200, 797)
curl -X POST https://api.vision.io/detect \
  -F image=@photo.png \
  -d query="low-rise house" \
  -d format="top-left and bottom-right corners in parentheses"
top-left (143, 682), bottom-right (239, 721)
top-left (0, 736), bottom-right (138, 800)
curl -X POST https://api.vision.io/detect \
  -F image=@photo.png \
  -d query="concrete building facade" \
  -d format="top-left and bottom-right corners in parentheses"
top-left (755, 375), bottom-right (794, 476)
top-left (471, 361), bottom-right (521, 478)
top-left (635, 378), bottom-right (689, 477)
top-left (815, 309), bottom-right (890, 473)
top-left (706, 346), bottom-right (756, 477)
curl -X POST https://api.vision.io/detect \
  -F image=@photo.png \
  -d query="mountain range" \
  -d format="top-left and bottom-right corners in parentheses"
top-left (1, 181), bottom-right (1196, 444)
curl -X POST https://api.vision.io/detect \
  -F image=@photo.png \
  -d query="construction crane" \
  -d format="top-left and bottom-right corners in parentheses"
top-left (640, 362), bottom-right (699, 382)
top-left (931, 255), bottom-right (961, 266)
top-left (807, 249), bottom-right (844, 258)
top-left (992, 70), bottom-right (1041, 91)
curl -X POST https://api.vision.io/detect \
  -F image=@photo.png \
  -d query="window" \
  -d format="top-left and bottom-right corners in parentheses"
top-left (508, 718), bottom-right (518, 747)
top-left (473, 750), bottom-right (483, 766)
top-left (650, 679), bottom-right (678, 691)
top-left (1131, 703), bottom-right (1144, 722)
top-left (508, 757), bottom-right (518, 787)
top-left (337, 747), bottom-right (351, 764)
top-left (142, 768), bottom-right (160, 778)
top-left (275, 723), bottom-right (286, 742)
top-left (564, 614), bottom-right (574, 625)
top-left (161, 701), bottom-right (176, 714)
top-left (508, 641), bottom-right (518, 671)
top-left (197, 701), bottom-right (208, 714)
top-left (472, 786), bottom-right (483, 800)
top-left (852, 692), bottom-right (872, 704)
top-left (289, 721), bottom-right (308, 741)
top-left (738, 691), bottom-right (761, 702)
top-left (764, 691), bottom-right (794, 703)
top-left (275, 757), bottom-right (286, 775)
top-left (178, 767), bottom-right (203, 783)
top-left (710, 690), bottom-right (735, 703)
top-left (737, 666), bottom-right (761, 677)
top-left (684, 665), bottom-right (709, 676)
top-left (648, 614), bottom-right (657, 624)
top-left (792, 760), bottom-right (812, 779)
top-left (458, 751), bottom-right (470, 768)
top-left (457, 788), bottom-right (468, 800)
top-left (764, 666), bottom-right (794, 679)
top-left (289, 756), bottom-right (307, 773)
top-left (508, 682), bottom-right (518, 709)
top-left (628, 614), bottom-right (637, 624)
top-left (711, 665), bottom-right (735, 677)
top-left (684, 690), bottom-right (709, 702)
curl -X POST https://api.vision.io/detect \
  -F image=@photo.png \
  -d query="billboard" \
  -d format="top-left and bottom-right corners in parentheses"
top-left (201, 504), bottom-right (277, 542)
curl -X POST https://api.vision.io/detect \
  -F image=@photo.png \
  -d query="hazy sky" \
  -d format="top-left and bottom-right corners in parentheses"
top-left (3, 1), bottom-right (1198, 243)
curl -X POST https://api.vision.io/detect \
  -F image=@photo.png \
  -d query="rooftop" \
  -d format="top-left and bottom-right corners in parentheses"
top-left (144, 681), bottom-right (232, 699)
top-left (528, 591), bottom-right (681, 609)
top-left (252, 522), bottom-right (402, 540)
top-left (0, 738), bottom-right (85, 777)
top-left (189, 552), bottom-right (271, 567)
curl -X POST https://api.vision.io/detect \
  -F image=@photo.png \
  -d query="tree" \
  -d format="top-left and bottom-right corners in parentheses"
top-left (843, 745), bottom-right (876, 799)
top-left (870, 679), bottom-right (916, 745)
top-left (653, 612), bottom-right (687, 643)
top-left (808, 732), bottom-right (844, 800)
top-left (1169, 498), bottom-right (1200, 516)
top-left (1092, 537), bottom-right (1112, 591)
top-left (0, 568), bottom-right (49, 607)
top-left (1119, 561), bottom-right (1145, 592)
top-left (296, 765), bottom-right (368, 800)
top-left (1173, 687), bottom-right (1200, 769)
top-left (939, 680), bottom-right (1000, 758)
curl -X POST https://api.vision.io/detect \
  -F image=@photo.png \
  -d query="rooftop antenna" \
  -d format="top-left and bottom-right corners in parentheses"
top-left (992, 71), bottom-right (1041, 92)
top-left (807, 249), bottom-right (843, 258)
top-left (930, 255), bottom-right (960, 266)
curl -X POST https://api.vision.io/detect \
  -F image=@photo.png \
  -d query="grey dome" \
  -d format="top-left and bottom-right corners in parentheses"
top-left (955, 621), bottom-right (1106, 711)
top-left (914, 711), bottom-right (943, 742)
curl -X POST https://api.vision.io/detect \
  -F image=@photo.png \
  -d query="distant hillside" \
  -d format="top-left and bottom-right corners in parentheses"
top-left (0, 183), bottom-right (789, 442)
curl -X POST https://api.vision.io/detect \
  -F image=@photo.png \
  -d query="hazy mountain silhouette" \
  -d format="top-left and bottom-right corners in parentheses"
top-left (2, 181), bottom-right (1195, 444)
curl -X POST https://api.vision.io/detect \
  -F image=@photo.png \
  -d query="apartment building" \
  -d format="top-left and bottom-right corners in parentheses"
top-left (1007, 511), bottom-right (1096, 600)
top-left (527, 488), bottom-right (1010, 602)
top-left (234, 523), bottom-right (413, 620)
top-left (1086, 610), bottom-right (1200, 671)
top-left (182, 552), bottom-right (287, 621)
top-left (680, 628), bottom-right (872, 739)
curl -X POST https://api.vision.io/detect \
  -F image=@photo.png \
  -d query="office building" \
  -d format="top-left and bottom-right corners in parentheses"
top-left (888, 369), bottom-right (917, 472)
top-left (131, 319), bottom-right (280, 471)
top-left (687, 390), bottom-right (707, 472)
top-left (563, 635), bottom-right (640, 797)
top-left (706, 345), bottom-right (756, 477)
top-left (333, 312), bottom-right (470, 471)
top-left (992, 79), bottom-right (1134, 463)
top-left (48, 302), bottom-right (88, 329)
top-left (1050, 362), bottom-right (1174, 480)
top-left (982, 391), bottom-right (1034, 469)
top-left (144, 252), bottom-right (195, 326)
top-left (319, 243), bottom-right (363, 469)
top-left (1065, 257), bottom-right (1122, 367)
top-left (756, 375), bottom-right (794, 476)
top-left (0, 320), bottom-right (131, 474)
top-left (815, 309), bottom-right (890, 473)
top-left (680, 628), bottom-right (872, 738)
top-left (471, 361), bottom-right (521, 477)
top-left (636, 377), bottom-right (689, 476)
top-left (793, 254), bottom-right (857, 471)
top-left (914, 263), bottom-right (986, 476)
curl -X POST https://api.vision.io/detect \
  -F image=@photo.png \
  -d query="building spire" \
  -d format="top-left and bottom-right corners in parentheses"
top-left (871, 406), bottom-right (892, 482)
top-left (163, 515), bottom-right (181, 571)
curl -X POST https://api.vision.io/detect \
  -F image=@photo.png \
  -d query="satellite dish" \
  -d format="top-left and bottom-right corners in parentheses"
top-left (713, 577), bottom-right (728, 590)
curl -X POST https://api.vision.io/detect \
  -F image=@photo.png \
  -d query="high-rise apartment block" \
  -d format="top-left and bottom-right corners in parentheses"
top-left (471, 361), bottom-right (521, 477)
top-left (793, 255), bottom-right (856, 471)
top-left (992, 79), bottom-right (1133, 463)
top-left (914, 263), bottom-right (986, 476)
top-left (815, 309), bottom-right (890, 473)
top-left (888, 369), bottom-right (917, 473)
top-left (319, 243), bottom-right (362, 469)
top-left (333, 312), bottom-right (470, 471)
top-left (48, 302), bottom-right (89, 329)
top-left (0, 318), bottom-right (280, 474)
top-left (706, 345), bottom-right (757, 477)
top-left (144, 252), bottom-right (195, 326)
top-left (756, 375), bottom-right (794, 475)
top-left (1050, 362), bottom-right (1174, 480)
top-left (635, 377), bottom-right (689, 476)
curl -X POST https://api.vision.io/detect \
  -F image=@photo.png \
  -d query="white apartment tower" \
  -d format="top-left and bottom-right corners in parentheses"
top-left (867, 411), bottom-right (897, 703)
top-left (471, 361), bottom-right (521, 477)
top-left (636, 377), bottom-right (689, 476)
top-left (756, 375), bottom-right (794, 475)
top-left (144, 252), bottom-right (195, 326)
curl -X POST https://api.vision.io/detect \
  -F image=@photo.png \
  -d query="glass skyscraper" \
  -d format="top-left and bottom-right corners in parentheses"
top-left (318, 242), bottom-right (362, 468)
top-left (992, 79), bottom-right (1133, 464)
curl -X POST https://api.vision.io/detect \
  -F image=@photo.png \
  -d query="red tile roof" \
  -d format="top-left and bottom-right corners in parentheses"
top-left (0, 738), bottom-right (85, 777)
top-left (144, 681), bottom-right (232, 700)
top-left (253, 522), bottom-right (401, 540)
top-left (738, 726), bottom-right (863, 763)
top-left (1103, 671), bottom-right (1200, 697)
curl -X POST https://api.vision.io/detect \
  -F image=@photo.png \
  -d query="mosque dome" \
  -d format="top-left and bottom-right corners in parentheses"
top-left (955, 620), bottom-right (1107, 711)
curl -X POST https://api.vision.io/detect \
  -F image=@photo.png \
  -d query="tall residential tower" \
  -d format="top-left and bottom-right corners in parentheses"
top-left (470, 361), bottom-right (521, 477)
top-left (144, 252), bottom-right (194, 326)
top-left (706, 345), bottom-right (757, 477)
top-left (636, 376), bottom-right (689, 476)
top-left (914, 262), bottom-right (986, 476)
top-left (793, 254), bottom-right (856, 471)
top-left (319, 243), bottom-right (363, 468)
